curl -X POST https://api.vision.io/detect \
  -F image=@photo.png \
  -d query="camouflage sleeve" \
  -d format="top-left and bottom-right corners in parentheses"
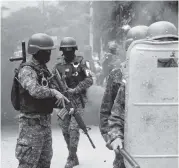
top-left (99, 69), bottom-right (122, 141)
top-left (18, 66), bottom-right (54, 99)
top-left (108, 84), bottom-right (125, 143)
top-left (50, 65), bottom-right (62, 91)
top-left (75, 62), bottom-right (93, 94)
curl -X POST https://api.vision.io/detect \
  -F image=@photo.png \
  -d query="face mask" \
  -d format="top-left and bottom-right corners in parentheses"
top-left (63, 50), bottom-right (75, 63)
top-left (34, 50), bottom-right (51, 64)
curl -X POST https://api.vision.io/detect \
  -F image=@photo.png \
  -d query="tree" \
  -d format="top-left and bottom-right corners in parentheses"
top-left (1, 2), bottom-right (91, 125)
top-left (93, 1), bottom-right (178, 55)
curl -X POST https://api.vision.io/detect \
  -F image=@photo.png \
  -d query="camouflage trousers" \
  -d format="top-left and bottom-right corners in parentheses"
top-left (15, 114), bottom-right (53, 168)
top-left (113, 152), bottom-right (126, 168)
top-left (59, 107), bottom-right (84, 151)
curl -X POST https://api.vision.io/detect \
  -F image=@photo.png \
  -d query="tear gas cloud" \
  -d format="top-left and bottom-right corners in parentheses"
top-left (131, 1), bottom-right (178, 28)
top-left (84, 85), bottom-right (105, 126)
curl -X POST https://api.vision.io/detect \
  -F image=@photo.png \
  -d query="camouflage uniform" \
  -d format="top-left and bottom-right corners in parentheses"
top-left (53, 55), bottom-right (93, 167)
top-left (99, 68), bottom-right (125, 168)
top-left (16, 57), bottom-right (55, 168)
top-left (98, 52), bottom-right (118, 85)
top-left (108, 83), bottom-right (125, 144)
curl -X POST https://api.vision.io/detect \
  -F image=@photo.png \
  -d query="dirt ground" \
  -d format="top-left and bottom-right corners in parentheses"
top-left (1, 125), bottom-right (115, 168)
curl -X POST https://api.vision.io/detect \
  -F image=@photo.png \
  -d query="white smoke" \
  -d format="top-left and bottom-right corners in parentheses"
top-left (84, 85), bottom-right (105, 125)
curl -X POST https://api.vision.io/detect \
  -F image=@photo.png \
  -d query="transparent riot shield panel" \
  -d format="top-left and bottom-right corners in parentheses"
top-left (124, 40), bottom-right (178, 168)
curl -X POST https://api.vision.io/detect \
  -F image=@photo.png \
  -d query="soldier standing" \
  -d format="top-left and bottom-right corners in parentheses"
top-left (97, 41), bottom-right (119, 85)
top-left (99, 25), bottom-right (149, 168)
top-left (15, 33), bottom-right (69, 168)
top-left (107, 21), bottom-right (178, 159)
top-left (53, 37), bottom-right (93, 168)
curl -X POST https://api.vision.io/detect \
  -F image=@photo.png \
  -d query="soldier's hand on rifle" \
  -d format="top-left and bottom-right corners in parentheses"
top-left (51, 89), bottom-right (70, 106)
top-left (69, 108), bottom-right (75, 115)
top-left (110, 137), bottom-right (123, 153)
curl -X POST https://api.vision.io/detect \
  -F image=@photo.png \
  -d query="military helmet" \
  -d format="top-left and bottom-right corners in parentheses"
top-left (147, 21), bottom-right (177, 38)
top-left (59, 37), bottom-right (78, 51)
top-left (126, 25), bottom-right (148, 40)
top-left (125, 25), bottom-right (148, 51)
top-left (28, 33), bottom-right (55, 55)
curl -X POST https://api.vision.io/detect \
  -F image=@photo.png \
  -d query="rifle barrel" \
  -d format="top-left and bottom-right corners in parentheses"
top-left (86, 132), bottom-right (96, 149)
top-left (9, 57), bottom-right (24, 62)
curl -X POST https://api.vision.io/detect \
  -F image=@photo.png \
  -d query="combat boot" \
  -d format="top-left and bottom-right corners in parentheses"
top-left (64, 147), bottom-right (79, 168)
top-left (64, 154), bottom-right (79, 168)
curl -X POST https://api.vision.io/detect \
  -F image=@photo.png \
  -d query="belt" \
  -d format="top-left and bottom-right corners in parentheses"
top-left (19, 114), bottom-right (51, 127)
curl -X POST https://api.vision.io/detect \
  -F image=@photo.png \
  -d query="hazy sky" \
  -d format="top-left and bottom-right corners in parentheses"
top-left (1, 0), bottom-right (59, 17)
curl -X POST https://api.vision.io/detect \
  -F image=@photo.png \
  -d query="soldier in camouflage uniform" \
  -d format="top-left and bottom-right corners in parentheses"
top-left (97, 41), bottom-right (119, 85)
top-left (52, 37), bottom-right (93, 168)
top-left (99, 25), bottom-right (149, 168)
top-left (107, 21), bottom-right (178, 155)
top-left (15, 33), bottom-right (69, 168)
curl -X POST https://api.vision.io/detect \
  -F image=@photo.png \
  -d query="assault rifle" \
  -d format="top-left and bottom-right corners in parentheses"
top-left (54, 69), bottom-right (96, 149)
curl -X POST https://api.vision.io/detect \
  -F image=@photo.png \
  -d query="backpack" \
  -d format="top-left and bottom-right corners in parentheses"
top-left (11, 62), bottom-right (43, 111)
top-left (11, 66), bottom-right (21, 111)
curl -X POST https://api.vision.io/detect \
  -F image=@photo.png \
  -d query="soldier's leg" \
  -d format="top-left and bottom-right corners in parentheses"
top-left (113, 152), bottom-right (126, 168)
top-left (59, 115), bottom-right (71, 149)
top-left (58, 115), bottom-right (74, 168)
top-left (15, 117), bottom-right (44, 168)
top-left (37, 126), bottom-right (53, 168)
top-left (69, 108), bottom-right (84, 153)
top-left (98, 72), bottom-right (105, 85)
top-left (65, 108), bottom-right (84, 168)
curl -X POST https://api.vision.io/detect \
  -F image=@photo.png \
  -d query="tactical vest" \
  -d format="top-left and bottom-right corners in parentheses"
top-left (56, 56), bottom-right (86, 90)
top-left (19, 62), bottom-right (55, 115)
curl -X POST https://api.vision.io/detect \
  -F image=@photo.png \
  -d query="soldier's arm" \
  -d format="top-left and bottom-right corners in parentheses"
top-left (50, 65), bottom-right (63, 92)
top-left (74, 61), bottom-right (93, 94)
top-left (99, 69), bottom-right (122, 142)
top-left (18, 66), bottom-right (57, 99)
top-left (107, 85), bottom-right (125, 143)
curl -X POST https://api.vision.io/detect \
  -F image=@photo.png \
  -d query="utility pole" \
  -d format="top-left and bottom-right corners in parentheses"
top-left (89, 1), bottom-right (93, 58)
top-left (41, 0), bottom-right (46, 31)
top-left (1, 6), bottom-right (9, 18)
top-left (42, 0), bottom-right (45, 15)
top-left (115, 1), bottom-right (120, 42)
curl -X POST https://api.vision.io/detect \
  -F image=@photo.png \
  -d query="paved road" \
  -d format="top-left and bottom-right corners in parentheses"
top-left (1, 125), bottom-right (114, 168)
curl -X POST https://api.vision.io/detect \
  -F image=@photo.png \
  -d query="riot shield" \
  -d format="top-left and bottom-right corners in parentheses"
top-left (124, 37), bottom-right (178, 168)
